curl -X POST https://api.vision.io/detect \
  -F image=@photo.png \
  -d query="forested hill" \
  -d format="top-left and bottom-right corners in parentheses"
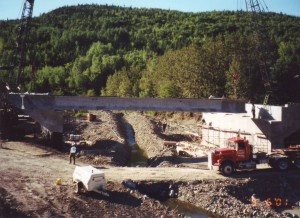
top-left (0, 5), bottom-right (300, 104)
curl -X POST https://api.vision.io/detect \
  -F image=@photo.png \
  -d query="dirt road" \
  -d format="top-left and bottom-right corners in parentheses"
top-left (0, 141), bottom-right (75, 216)
top-left (0, 140), bottom-right (222, 217)
top-left (0, 141), bottom-right (223, 186)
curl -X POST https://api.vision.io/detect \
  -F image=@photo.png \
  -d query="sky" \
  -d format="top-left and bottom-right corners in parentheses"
top-left (0, 0), bottom-right (299, 20)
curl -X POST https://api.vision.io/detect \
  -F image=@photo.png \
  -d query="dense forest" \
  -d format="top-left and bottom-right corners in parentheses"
top-left (0, 4), bottom-right (299, 104)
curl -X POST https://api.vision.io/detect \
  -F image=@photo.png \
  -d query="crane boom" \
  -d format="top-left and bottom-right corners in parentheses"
top-left (244, 0), bottom-right (272, 106)
top-left (16, 0), bottom-right (35, 87)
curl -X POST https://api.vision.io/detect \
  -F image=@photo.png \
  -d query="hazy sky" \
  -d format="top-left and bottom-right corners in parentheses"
top-left (0, 0), bottom-right (299, 20)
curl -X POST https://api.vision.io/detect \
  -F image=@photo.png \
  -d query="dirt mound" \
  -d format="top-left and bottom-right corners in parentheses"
top-left (124, 111), bottom-right (203, 167)
top-left (79, 111), bottom-right (125, 145)
top-left (64, 111), bottom-right (131, 166)
top-left (62, 110), bottom-right (204, 167)
top-left (124, 112), bottom-right (165, 158)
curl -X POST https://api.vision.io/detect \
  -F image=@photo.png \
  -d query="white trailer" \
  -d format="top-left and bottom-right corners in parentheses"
top-left (73, 165), bottom-right (107, 195)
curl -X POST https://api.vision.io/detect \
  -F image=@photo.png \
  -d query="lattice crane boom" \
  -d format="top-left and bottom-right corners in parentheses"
top-left (16, 0), bottom-right (35, 87)
top-left (244, 0), bottom-right (272, 106)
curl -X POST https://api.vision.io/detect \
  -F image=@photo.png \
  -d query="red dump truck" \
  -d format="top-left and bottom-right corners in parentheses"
top-left (208, 136), bottom-right (300, 176)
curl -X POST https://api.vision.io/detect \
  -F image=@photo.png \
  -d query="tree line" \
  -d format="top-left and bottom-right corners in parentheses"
top-left (0, 4), bottom-right (299, 104)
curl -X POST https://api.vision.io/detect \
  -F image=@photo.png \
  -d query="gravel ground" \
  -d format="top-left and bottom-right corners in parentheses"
top-left (178, 176), bottom-right (300, 218)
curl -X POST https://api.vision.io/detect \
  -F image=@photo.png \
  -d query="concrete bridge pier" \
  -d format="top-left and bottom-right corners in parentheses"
top-left (25, 109), bottom-right (64, 133)
top-left (25, 109), bottom-right (64, 147)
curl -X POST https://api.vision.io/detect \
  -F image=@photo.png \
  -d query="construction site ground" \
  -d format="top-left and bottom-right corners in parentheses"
top-left (0, 111), bottom-right (300, 218)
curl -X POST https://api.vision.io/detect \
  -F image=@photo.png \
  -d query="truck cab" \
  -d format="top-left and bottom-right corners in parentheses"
top-left (208, 136), bottom-right (300, 176)
top-left (208, 136), bottom-right (257, 176)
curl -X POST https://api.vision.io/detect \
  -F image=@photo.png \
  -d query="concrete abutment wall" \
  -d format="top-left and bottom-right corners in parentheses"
top-left (202, 103), bottom-right (300, 153)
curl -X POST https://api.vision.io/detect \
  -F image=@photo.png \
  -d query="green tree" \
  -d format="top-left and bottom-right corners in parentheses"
top-left (273, 40), bottom-right (300, 103)
top-left (225, 56), bottom-right (241, 99)
top-left (35, 66), bottom-right (68, 94)
top-left (0, 37), bottom-right (4, 53)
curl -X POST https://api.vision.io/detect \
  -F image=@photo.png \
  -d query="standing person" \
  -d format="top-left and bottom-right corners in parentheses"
top-left (251, 103), bottom-right (256, 119)
top-left (70, 143), bottom-right (76, 165)
top-left (162, 119), bottom-right (167, 132)
top-left (0, 133), bottom-right (3, 149)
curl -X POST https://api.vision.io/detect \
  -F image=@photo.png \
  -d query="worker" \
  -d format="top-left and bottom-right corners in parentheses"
top-left (251, 194), bottom-right (258, 206)
top-left (0, 133), bottom-right (3, 149)
top-left (162, 119), bottom-right (167, 132)
top-left (70, 143), bottom-right (76, 165)
top-left (251, 103), bottom-right (256, 119)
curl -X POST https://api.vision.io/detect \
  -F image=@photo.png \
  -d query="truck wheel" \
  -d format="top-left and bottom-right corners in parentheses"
top-left (221, 163), bottom-right (234, 176)
top-left (276, 159), bottom-right (289, 171)
top-left (294, 159), bottom-right (300, 169)
top-left (75, 182), bottom-right (83, 194)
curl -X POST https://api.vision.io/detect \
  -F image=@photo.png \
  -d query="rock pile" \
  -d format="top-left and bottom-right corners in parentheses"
top-left (177, 177), bottom-right (300, 218)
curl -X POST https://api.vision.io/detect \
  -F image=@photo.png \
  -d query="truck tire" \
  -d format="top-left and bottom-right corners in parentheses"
top-left (75, 182), bottom-right (83, 194)
top-left (221, 162), bottom-right (234, 176)
top-left (276, 159), bottom-right (289, 171)
top-left (294, 159), bottom-right (300, 169)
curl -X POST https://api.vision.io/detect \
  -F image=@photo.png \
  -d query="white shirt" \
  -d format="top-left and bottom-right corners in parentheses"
top-left (70, 146), bottom-right (76, 154)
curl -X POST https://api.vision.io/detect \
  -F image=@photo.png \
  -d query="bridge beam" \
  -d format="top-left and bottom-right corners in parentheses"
top-left (6, 94), bottom-right (246, 113)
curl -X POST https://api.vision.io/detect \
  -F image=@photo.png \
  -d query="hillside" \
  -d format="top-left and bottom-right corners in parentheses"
top-left (0, 5), bottom-right (299, 103)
